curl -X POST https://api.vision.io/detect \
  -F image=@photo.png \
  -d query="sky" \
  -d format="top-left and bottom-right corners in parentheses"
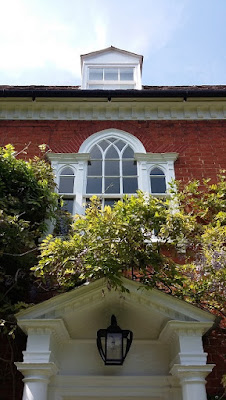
top-left (0, 0), bottom-right (225, 87)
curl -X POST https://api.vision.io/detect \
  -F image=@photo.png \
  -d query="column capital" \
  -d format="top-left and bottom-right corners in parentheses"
top-left (15, 362), bottom-right (58, 382)
top-left (170, 364), bottom-right (215, 400)
top-left (170, 364), bottom-right (215, 382)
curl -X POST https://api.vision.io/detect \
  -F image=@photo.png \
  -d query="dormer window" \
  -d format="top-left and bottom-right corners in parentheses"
top-left (81, 46), bottom-right (143, 90)
top-left (87, 67), bottom-right (135, 89)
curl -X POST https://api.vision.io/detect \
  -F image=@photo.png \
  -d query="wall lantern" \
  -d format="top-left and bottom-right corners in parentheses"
top-left (96, 315), bottom-right (133, 365)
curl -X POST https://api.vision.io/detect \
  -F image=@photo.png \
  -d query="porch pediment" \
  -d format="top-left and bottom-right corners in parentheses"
top-left (16, 278), bottom-right (215, 342)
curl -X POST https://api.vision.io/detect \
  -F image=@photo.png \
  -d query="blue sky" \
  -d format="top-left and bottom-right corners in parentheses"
top-left (0, 0), bottom-right (225, 86)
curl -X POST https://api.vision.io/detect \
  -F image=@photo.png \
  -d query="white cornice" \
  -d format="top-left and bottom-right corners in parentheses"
top-left (15, 362), bottom-right (58, 377)
top-left (135, 152), bottom-right (178, 162)
top-left (17, 319), bottom-right (70, 342)
top-left (0, 98), bottom-right (226, 120)
top-left (159, 320), bottom-right (214, 343)
top-left (47, 153), bottom-right (89, 162)
top-left (16, 278), bottom-right (216, 325)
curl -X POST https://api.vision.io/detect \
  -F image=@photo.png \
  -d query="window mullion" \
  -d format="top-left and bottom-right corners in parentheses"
top-left (119, 153), bottom-right (123, 195)
top-left (102, 155), bottom-right (105, 196)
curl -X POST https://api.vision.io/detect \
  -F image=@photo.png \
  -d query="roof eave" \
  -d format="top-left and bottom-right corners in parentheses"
top-left (0, 87), bottom-right (226, 99)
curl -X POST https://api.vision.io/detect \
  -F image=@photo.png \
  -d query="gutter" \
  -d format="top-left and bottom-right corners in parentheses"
top-left (0, 88), bottom-right (226, 101)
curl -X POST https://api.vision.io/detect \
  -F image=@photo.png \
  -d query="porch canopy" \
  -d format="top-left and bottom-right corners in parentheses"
top-left (16, 278), bottom-right (215, 400)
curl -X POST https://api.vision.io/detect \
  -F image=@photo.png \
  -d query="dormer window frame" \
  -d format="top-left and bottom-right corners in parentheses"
top-left (85, 64), bottom-right (138, 90)
top-left (81, 47), bottom-right (143, 90)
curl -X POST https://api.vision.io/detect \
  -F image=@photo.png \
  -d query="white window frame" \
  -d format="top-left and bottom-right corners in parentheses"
top-left (83, 131), bottom-right (142, 205)
top-left (87, 66), bottom-right (136, 90)
top-left (48, 129), bottom-right (178, 214)
top-left (82, 64), bottom-right (142, 90)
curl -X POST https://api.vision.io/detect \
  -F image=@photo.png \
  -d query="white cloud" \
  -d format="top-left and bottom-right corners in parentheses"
top-left (0, 0), bottom-right (112, 82)
top-left (2, 0), bottom-right (224, 85)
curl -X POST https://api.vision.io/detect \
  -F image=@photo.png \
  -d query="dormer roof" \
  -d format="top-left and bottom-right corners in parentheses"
top-left (81, 46), bottom-right (143, 71)
top-left (80, 46), bottom-right (143, 90)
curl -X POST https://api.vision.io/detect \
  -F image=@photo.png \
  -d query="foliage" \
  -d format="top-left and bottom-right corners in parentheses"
top-left (33, 173), bottom-right (225, 314)
top-left (0, 144), bottom-right (59, 327)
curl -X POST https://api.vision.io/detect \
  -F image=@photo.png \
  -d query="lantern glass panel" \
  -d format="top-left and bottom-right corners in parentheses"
top-left (106, 332), bottom-right (123, 362)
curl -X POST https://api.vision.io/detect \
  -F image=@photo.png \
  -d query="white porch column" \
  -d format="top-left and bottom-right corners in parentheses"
top-left (170, 365), bottom-right (214, 400)
top-left (15, 319), bottom-right (69, 400)
top-left (15, 362), bottom-right (58, 400)
top-left (160, 321), bottom-right (215, 400)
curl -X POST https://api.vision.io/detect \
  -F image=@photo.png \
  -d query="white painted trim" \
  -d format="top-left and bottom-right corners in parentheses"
top-left (135, 153), bottom-right (178, 162)
top-left (48, 131), bottom-right (177, 207)
top-left (50, 374), bottom-right (180, 399)
top-left (48, 153), bottom-right (89, 162)
top-left (17, 319), bottom-right (70, 343)
top-left (16, 278), bottom-right (216, 324)
top-left (159, 320), bottom-right (214, 343)
top-left (79, 128), bottom-right (146, 153)
top-left (1, 98), bottom-right (226, 120)
top-left (81, 47), bottom-right (142, 89)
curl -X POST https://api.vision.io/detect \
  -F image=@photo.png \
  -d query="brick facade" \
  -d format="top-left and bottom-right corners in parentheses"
top-left (0, 117), bottom-right (225, 399)
top-left (0, 119), bottom-right (226, 183)
top-left (204, 328), bottom-right (226, 399)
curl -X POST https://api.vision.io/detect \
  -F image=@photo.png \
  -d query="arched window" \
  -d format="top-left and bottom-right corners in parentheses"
top-left (86, 137), bottom-right (138, 207)
top-left (58, 167), bottom-right (75, 214)
top-left (150, 167), bottom-right (166, 194)
top-left (48, 129), bottom-right (178, 215)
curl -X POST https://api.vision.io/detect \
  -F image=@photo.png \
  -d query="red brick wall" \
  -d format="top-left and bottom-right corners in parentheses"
top-left (0, 118), bottom-right (225, 399)
top-left (203, 328), bottom-right (226, 399)
top-left (0, 120), bottom-right (226, 182)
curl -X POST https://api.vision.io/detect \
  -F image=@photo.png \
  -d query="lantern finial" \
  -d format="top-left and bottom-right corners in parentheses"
top-left (111, 315), bottom-right (117, 326)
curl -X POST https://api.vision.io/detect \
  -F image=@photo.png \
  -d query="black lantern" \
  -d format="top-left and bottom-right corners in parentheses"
top-left (96, 315), bottom-right (133, 365)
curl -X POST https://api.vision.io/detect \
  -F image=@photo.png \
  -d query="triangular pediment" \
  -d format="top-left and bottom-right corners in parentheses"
top-left (81, 46), bottom-right (143, 67)
top-left (16, 278), bottom-right (215, 341)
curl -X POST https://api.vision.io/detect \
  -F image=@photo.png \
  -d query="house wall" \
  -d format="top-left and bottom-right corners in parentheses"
top-left (57, 340), bottom-right (170, 376)
top-left (0, 118), bottom-right (225, 400)
top-left (203, 328), bottom-right (226, 398)
top-left (0, 119), bottom-right (225, 183)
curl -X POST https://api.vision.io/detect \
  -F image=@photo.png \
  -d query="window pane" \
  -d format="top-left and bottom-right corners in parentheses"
top-left (59, 176), bottom-right (74, 193)
top-left (151, 177), bottom-right (166, 193)
top-left (105, 146), bottom-right (119, 159)
top-left (98, 140), bottom-right (109, 151)
top-left (104, 198), bottom-right (120, 207)
top-left (86, 177), bottom-right (102, 194)
top-left (89, 68), bottom-right (103, 81)
top-left (61, 167), bottom-right (74, 175)
top-left (151, 168), bottom-right (165, 176)
top-left (88, 84), bottom-right (104, 90)
top-left (90, 145), bottom-right (102, 159)
top-left (105, 160), bottom-right (120, 176)
top-left (120, 68), bottom-right (134, 81)
top-left (105, 178), bottom-right (120, 193)
top-left (122, 160), bottom-right (137, 176)
top-left (123, 146), bottom-right (134, 158)
top-left (87, 160), bottom-right (102, 176)
top-left (123, 178), bottom-right (138, 193)
top-left (115, 139), bottom-right (126, 151)
top-left (119, 84), bottom-right (135, 89)
top-left (103, 84), bottom-right (121, 89)
top-left (104, 68), bottom-right (118, 81)
top-left (62, 198), bottom-right (74, 214)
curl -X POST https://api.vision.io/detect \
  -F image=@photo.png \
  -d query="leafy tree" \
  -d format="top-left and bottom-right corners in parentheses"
top-left (0, 144), bottom-right (60, 400)
top-left (0, 144), bottom-right (59, 333)
top-left (0, 145), bottom-right (225, 398)
top-left (33, 173), bottom-right (225, 315)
